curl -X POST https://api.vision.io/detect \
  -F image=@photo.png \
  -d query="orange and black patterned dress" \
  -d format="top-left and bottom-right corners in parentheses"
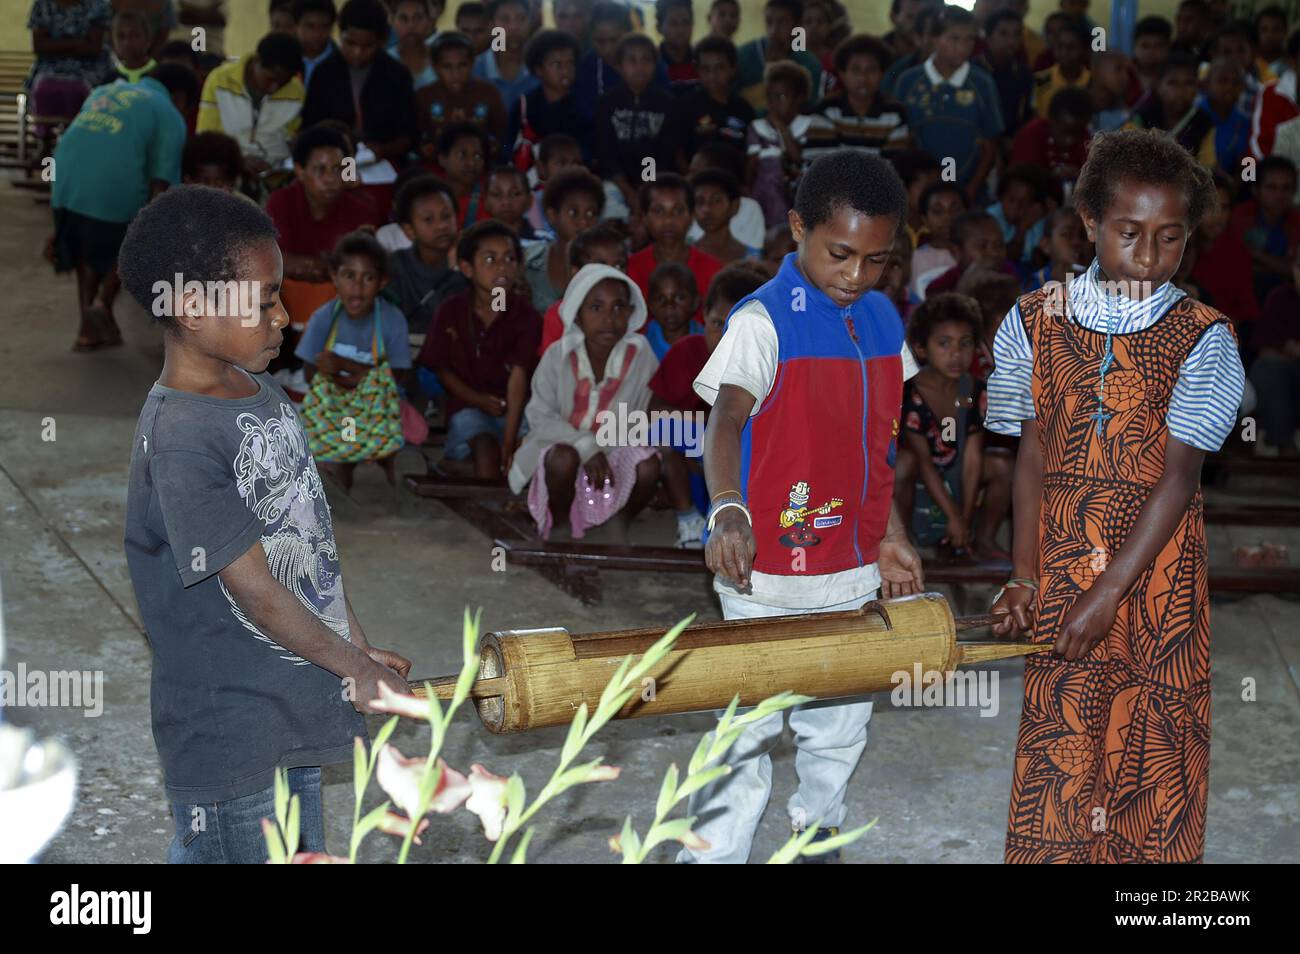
top-left (1004, 288), bottom-right (1233, 864)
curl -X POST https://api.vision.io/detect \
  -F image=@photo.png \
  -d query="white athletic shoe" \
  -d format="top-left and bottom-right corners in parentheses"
top-left (676, 511), bottom-right (706, 549)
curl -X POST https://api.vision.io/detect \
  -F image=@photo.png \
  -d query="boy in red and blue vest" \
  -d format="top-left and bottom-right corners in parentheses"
top-left (684, 150), bottom-right (926, 864)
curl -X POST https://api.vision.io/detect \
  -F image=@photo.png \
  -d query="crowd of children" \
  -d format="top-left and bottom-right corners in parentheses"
top-left (41, 0), bottom-right (1300, 545)
top-left (71, 0), bottom-right (1291, 865)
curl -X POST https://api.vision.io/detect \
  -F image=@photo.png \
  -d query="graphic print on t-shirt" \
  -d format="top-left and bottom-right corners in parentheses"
top-left (217, 401), bottom-right (349, 663)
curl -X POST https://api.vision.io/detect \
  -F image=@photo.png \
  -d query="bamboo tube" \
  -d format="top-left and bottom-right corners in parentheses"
top-left (409, 593), bottom-right (1048, 734)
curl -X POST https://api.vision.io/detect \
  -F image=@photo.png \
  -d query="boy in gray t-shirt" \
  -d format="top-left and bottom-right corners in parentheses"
top-left (118, 186), bottom-right (412, 863)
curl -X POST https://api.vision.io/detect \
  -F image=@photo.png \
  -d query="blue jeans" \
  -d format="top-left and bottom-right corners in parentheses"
top-left (166, 766), bottom-right (326, 864)
top-left (445, 406), bottom-right (529, 460)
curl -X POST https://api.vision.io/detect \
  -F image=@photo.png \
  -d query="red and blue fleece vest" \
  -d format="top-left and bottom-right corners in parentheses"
top-left (737, 254), bottom-right (904, 576)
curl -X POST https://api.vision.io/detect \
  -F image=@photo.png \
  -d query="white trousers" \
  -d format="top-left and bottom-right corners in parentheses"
top-left (676, 590), bottom-right (878, 863)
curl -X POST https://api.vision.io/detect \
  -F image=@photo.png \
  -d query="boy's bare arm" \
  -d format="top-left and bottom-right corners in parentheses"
top-left (904, 429), bottom-right (961, 520)
top-left (703, 384), bottom-right (757, 588)
top-left (438, 366), bottom-right (503, 413)
top-left (1054, 436), bottom-right (1205, 660)
top-left (219, 542), bottom-right (408, 711)
top-left (960, 431), bottom-right (984, 521)
top-left (502, 364), bottom-right (527, 468)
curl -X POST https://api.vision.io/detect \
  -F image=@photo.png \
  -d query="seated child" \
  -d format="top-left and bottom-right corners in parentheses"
top-left (627, 174), bottom-right (723, 320)
top-left (1025, 204), bottom-right (1090, 290)
top-left (508, 263), bottom-right (662, 541)
top-left (417, 31), bottom-right (508, 159)
top-left (882, 230), bottom-right (915, 321)
top-left (1127, 52), bottom-right (1215, 166)
top-left (526, 132), bottom-right (583, 238)
top-left (657, 0), bottom-right (697, 85)
top-left (511, 29), bottom-right (589, 164)
top-left (418, 220), bottom-right (541, 478)
top-left (955, 265), bottom-right (1020, 382)
top-left (910, 182), bottom-right (967, 298)
top-left (1090, 50), bottom-right (1133, 131)
top-left (295, 230), bottom-right (413, 490)
top-left (986, 164), bottom-right (1050, 267)
top-left (759, 222), bottom-right (795, 276)
top-left (1249, 245), bottom-right (1300, 456)
top-left (735, 0), bottom-right (823, 110)
top-left (387, 174), bottom-right (468, 334)
top-left (375, 162), bottom-right (434, 251)
top-left (483, 164), bottom-right (539, 241)
top-left (686, 142), bottom-right (766, 249)
top-left (645, 261), bottom-right (703, 359)
top-left (707, 0), bottom-right (740, 40)
top-left (807, 33), bottom-right (910, 156)
top-left (1032, 14), bottom-right (1090, 117)
top-left (746, 59), bottom-right (816, 228)
top-left (1199, 58), bottom-right (1251, 176)
top-left (455, 1), bottom-right (491, 55)
top-left (434, 121), bottom-right (489, 225)
top-left (892, 293), bottom-right (1011, 558)
top-left (388, 0), bottom-right (437, 91)
top-left (267, 125), bottom-right (383, 335)
top-left (690, 168), bottom-right (758, 264)
top-left (1010, 86), bottom-right (1092, 187)
top-left (182, 130), bottom-right (244, 191)
top-left (523, 166), bottom-right (605, 311)
top-left (594, 33), bottom-right (676, 217)
top-left (300, 0), bottom-right (417, 164)
top-left (1190, 175), bottom-right (1259, 328)
top-left (537, 222), bottom-right (630, 356)
top-left (1230, 155), bottom-right (1300, 308)
top-left (923, 210), bottom-right (1013, 297)
top-left (889, 148), bottom-right (942, 250)
top-left (666, 35), bottom-right (755, 169)
top-left (649, 264), bottom-right (766, 547)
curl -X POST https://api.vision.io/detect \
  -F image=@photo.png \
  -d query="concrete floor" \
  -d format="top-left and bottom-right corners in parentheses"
top-left (1, 185), bottom-right (1296, 864)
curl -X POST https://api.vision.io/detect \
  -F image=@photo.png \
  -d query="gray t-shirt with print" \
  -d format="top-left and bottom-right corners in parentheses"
top-left (124, 371), bottom-right (366, 803)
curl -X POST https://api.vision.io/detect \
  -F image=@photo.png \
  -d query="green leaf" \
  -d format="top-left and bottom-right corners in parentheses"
top-left (263, 818), bottom-right (287, 865)
top-left (505, 773), bottom-right (526, 828)
top-left (715, 694), bottom-right (740, 739)
top-left (354, 801), bottom-right (391, 843)
top-left (800, 818), bottom-right (878, 855)
top-left (641, 816), bottom-right (698, 854)
top-left (619, 818), bottom-right (642, 863)
top-left (273, 768), bottom-right (289, 829)
top-left (560, 703), bottom-right (589, 765)
top-left (674, 764), bottom-right (731, 802)
top-left (686, 733), bottom-right (714, 775)
top-left (555, 758), bottom-right (604, 790)
top-left (352, 737), bottom-right (367, 808)
top-left (655, 763), bottom-right (679, 820)
top-left (453, 607), bottom-right (482, 708)
top-left (766, 825), bottom-right (820, 865)
top-left (285, 794), bottom-right (301, 859)
top-left (371, 716), bottom-right (399, 764)
top-left (509, 827), bottom-right (535, 864)
top-left (596, 657), bottom-right (633, 712)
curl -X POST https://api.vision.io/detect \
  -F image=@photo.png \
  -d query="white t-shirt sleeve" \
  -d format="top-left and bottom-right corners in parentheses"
top-left (693, 300), bottom-right (779, 414)
top-left (902, 341), bottom-right (919, 380)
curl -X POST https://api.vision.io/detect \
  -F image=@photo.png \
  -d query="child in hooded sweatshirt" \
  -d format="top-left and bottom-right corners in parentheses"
top-left (508, 263), bottom-right (662, 540)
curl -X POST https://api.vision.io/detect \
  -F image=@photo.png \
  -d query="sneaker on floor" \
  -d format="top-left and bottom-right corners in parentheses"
top-left (676, 511), bottom-right (706, 548)
top-left (794, 827), bottom-right (842, 864)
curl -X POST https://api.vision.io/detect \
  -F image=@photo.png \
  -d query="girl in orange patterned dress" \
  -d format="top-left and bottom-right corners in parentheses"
top-left (983, 129), bottom-right (1247, 863)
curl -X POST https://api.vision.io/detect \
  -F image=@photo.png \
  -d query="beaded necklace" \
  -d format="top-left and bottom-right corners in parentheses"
top-left (1091, 279), bottom-right (1120, 436)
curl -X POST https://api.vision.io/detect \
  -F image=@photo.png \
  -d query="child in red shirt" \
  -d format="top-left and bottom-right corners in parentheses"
top-left (649, 264), bottom-right (766, 547)
top-left (627, 173), bottom-right (722, 323)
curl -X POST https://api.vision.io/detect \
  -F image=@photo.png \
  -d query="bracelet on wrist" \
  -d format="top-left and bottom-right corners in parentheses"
top-left (707, 500), bottom-right (752, 532)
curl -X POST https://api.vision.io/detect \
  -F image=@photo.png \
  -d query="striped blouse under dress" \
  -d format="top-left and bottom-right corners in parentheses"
top-left (984, 259), bottom-right (1246, 452)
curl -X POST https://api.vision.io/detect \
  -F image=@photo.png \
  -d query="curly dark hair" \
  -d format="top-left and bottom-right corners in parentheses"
top-left (906, 292), bottom-right (984, 350)
top-left (1074, 128), bottom-right (1217, 231)
top-left (118, 186), bottom-right (279, 332)
top-left (524, 28), bottom-right (581, 74)
top-left (794, 149), bottom-right (909, 232)
top-left (833, 33), bottom-right (893, 75)
top-left (328, 230), bottom-right (389, 278)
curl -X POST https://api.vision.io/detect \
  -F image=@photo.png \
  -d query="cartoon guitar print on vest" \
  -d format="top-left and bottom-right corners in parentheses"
top-left (778, 480), bottom-right (844, 547)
